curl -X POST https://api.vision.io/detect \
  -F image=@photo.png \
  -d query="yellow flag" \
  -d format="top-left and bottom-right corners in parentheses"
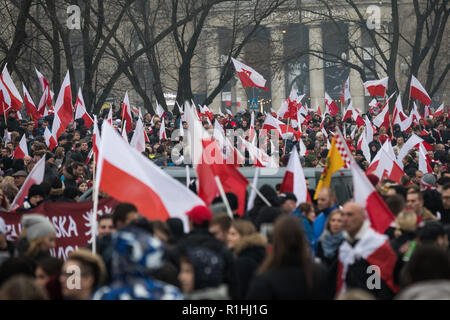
top-left (314, 137), bottom-right (345, 200)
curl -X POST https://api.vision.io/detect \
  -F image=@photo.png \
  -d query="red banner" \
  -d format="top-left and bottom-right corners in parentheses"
top-left (0, 198), bottom-right (118, 260)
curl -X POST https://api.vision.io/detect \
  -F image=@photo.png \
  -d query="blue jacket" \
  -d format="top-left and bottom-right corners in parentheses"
top-left (292, 209), bottom-right (315, 255)
top-left (312, 205), bottom-right (338, 251)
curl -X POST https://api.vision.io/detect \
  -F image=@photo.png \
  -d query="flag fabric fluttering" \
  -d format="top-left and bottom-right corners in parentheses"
top-left (51, 72), bottom-right (73, 139)
top-left (410, 75), bottom-right (432, 106)
top-left (95, 121), bottom-right (205, 232)
top-left (279, 146), bottom-right (310, 205)
top-left (363, 77), bottom-right (388, 97)
top-left (44, 127), bottom-right (57, 151)
top-left (121, 91), bottom-right (133, 134)
top-left (340, 76), bottom-right (351, 105)
top-left (74, 89), bottom-right (94, 128)
top-left (0, 64), bottom-right (23, 111)
top-left (231, 58), bottom-right (269, 91)
top-left (13, 135), bottom-right (29, 159)
top-left (325, 92), bottom-right (340, 116)
top-left (22, 83), bottom-right (41, 127)
top-left (10, 156), bottom-right (46, 211)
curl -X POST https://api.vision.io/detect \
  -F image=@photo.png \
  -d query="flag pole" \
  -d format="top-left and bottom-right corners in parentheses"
top-left (214, 176), bottom-right (234, 219)
top-left (247, 179), bottom-right (272, 207)
top-left (91, 155), bottom-right (98, 255)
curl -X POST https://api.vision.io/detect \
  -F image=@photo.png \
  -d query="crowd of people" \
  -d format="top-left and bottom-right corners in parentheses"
top-left (0, 102), bottom-right (448, 300)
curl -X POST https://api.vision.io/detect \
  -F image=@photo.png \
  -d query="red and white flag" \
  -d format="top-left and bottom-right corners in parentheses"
top-left (37, 87), bottom-right (50, 116)
top-left (92, 115), bottom-right (101, 163)
top-left (130, 117), bottom-right (146, 153)
top-left (74, 89), bottom-right (93, 128)
top-left (52, 71), bottom-right (73, 139)
top-left (95, 121), bottom-right (205, 231)
top-left (121, 91), bottom-right (133, 134)
top-left (22, 83), bottom-right (41, 126)
top-left (159, 117), bottom-right (167, 141)
top-left (325, 92), bottom-right (339, 116)
top-left (35, 67), bottom-right (53, 108)
top-left (397, 134), bottom-right (424, 168)
top-left (357, 130), bottom-right (371, 163)
top-left (350, 160), bottom-right (396, 233)
top-left (279, 146), bottom-right (310, 205)
top-left (262, 113), bottom-right (283, 136)
top-left (340, 76), bottom-right (351, 105)
top-left (44, 127), bottom-right (57, 151)
top-left (418, 143), bottom-right (432, 174)
top-left (10, 156), bottom-right (46, 211)
top-left (433, 104), bottom-right (445, 118)
top-left (121, 121), bottom-right (129, 143)
top-left (410, 75), bottom-right (432, 106)
top-left (13, 135), bottom-right (29, 159)
top-left (363, 77), bottom-right (388, 97)
top-left (373, 92), bottom-right (395, 132)
top-left (231, 57), bottom-right (269, 91)
top-left (107, 107), bottom-right (113, 124)
top-left (156, 102), bottom-right (167, 119)
top-left (367, 146), bottom-right (404, 183)
top-left (0, 64), bottom-right (23, 111)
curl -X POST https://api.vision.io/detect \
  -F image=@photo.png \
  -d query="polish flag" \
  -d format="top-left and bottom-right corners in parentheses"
top-left (299, 138), bottom-right (307, 156)
top-left (22, 83), bottom-right (41, 126)
top-left (279, 146), bottom-right (310, 205)
top-left (279, 123), bottom-right (301, 141)
top-left (35, 67), bottom-right (53, 107)
top-left (350, 160), bottom-right (396, 233)
top-left (231, 58), bottom-right (269, 91)
top-left (418, 143), bottom-right (432, 174)
top-left (199, 105), bottom-right (214, 121)
top-left (262, 113), bottom-right (283, 136)
top-left (392, 95), bottom-right (407, 127)
top-left (373, 92), bottom-right (395, 132)
top-left (37, 87), bottom-right (49, 116)
top-left (10, 156), bottom-right (46, 211)
top-left (52, 71), bottom-right (73, 139)
top-left (325, 92), bottom-right (339, 116)
top-left (0, 64), bottom-right (23, 111)
top-left (433, 104), bottom-right (445, 118)
top-left (410, 75), bottom-right (432, 106)
top-left (130, 117), bottom-right (146, 153)
top-left (121, 91), bottom-right (133, 133)
top-left (95, 121), bottom-right (205, 231)
top-left (397, 134), bottom-right (424, 168)
top-left (159, 117), bottom-right (167, 141)
top-left (156, 102), bottom-right (167, 119)
top-left (13, 135), bottom-right (29, 159)
top-left (424, 105), bottom-right (431, 118)
top-left (340, 76), bottom-right (351, 105)
top-left (107, 107), bottom-right (113, 124)
top-left (121, 121), bottom-right (129, 143)
top-left (316, 105), bottom-right (322, 116)
top-left (366, 147), bottom-right (404, 183)
top-left (74, 89), bottom-right (93, 129)
top-left (357, 130), bottom-right (371, 163)
top-left (363, 77), bottom-right (388, 97)
top-left (92, 116), bottom-right (101, 163)
top-left (44, 127), bottom-right (57, 151)
top-left (240, 137), bottom-right (277, 168)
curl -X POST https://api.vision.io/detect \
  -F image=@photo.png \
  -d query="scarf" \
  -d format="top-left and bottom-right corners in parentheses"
top-left (321, 231), bottom-right (344, 259)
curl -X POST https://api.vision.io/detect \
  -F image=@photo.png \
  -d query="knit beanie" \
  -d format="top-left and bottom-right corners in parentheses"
top-left (21, 214), bottom-right (56, 241)
top-left (28, 184), bottom-right (45, 199)
top-left (422, 173), bottom-right (437, 187)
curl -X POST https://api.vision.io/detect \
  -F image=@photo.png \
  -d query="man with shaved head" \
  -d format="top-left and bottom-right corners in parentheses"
top-left (336, 201), bottom-right (399, 300)
top-left (313, 187), bottom-right (337, 249)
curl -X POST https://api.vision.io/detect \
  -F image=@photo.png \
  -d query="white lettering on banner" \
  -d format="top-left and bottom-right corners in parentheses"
top-left (50, 245), bottom-right (79, 260)
top-left (5, 223), bottom-right (22, 242)
top-left (51, 216), bottom-right (79, 238)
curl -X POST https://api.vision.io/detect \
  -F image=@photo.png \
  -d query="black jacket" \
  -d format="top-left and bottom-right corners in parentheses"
top-left (233, 233), bottom-right (266, 299)
top-left (170, 228), bottom-right (239, 299)
top-left (246, 263), bottom-right (333, 300)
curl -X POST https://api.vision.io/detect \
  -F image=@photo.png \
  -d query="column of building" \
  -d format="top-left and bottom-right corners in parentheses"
top-left (348, 22), bottom-right (366, 112)
top-left (269, 26), bottom-right (286, 112)
top-left (308, 23), bottom-right (325, 112)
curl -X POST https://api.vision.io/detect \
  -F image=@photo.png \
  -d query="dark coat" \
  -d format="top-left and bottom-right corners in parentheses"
top-left (233, 233), bottom-right (267, 299)
top-left (246, 263), bottom-right (333, 300)
top-left (170, 227), bottom-right (239, 299)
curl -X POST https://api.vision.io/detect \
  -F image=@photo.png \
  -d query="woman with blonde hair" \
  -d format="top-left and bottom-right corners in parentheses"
top-left (316, 209), bottom-right (344, 266)
top-left (16, 214), bottom-right (57, 261)
top-left (390, 210), bottom-right (418, 258)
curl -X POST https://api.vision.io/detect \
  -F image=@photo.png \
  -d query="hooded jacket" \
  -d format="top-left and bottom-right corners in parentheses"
top-left (92, 226), bottom-right (183, 300)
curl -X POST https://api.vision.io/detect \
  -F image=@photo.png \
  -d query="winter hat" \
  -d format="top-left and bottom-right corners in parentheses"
top-left (0, 217), bottom-right (6, 234)
top-left (186, 247), bottom-right (224, 290)
top-left (186, 206), bottom-right (212, 225)
top-left (111, 225), bottom-right (165, 278)
top-left (28, 184), bottom-right (45, 199)
top-left (422, 174), bottom-right (437, 187)
top-left (21, 214), bottom-right (56, 241)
